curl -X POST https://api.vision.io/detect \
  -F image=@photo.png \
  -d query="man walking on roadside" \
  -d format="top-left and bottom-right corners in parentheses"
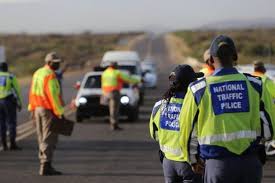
top-left (101, 62), bottom-right (140, 130)
top-left (0, 62), bottom-right (22, 151)
top-left (28, 52), bottom-right (64, 176)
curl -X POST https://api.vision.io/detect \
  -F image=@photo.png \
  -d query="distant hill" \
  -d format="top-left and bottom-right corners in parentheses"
top-left (173, 29), bottom-right (275, 65)
top-left (200, 18), bottom-right (275, 30)
top-left (0, 32), bottom-right (142, 76)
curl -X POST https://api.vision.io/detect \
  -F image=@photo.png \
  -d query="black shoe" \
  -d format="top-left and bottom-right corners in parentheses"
top-left (111, 125), bottom-right (123, 131)
top-left (49, 166), bottom-right (62, 175)
top-left (40, 162), bottom-right (62, 176)
top-left (9, 145), bottom-right (22, 151)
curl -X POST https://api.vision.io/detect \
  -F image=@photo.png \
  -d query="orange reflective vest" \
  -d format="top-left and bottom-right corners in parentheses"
top-left (101, 67), bottom-right (140, 94)
top-left (200, 64), bottom-right (214, 77)
top-left (28, 65), bottom-right (64, 117)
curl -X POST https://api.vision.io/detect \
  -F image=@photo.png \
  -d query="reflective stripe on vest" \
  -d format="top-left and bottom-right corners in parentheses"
top-left (160, 144), bottom-right (183, 156)
top-left (198, 130), bottom-right (258, 144)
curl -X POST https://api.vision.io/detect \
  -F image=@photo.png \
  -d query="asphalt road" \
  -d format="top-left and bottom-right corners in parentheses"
top-left (1, 35), bottom-right (275, 183)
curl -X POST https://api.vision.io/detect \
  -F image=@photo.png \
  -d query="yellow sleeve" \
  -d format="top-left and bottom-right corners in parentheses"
top-left (11, 75), bottom-right (22, 106)
top-left (179, 88), bottom-right (199, 162)
top-left (264, 79), bottom-right (275, 138)
top-left (119, 71), bottom-right (141, 84)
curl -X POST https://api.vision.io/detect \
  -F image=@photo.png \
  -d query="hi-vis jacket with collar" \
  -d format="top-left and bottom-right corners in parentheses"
top-left (28, 65), bottom-right (64, 117)
top-left (179, 68), bottom-right (274, 161)
top-left (149, 93), bottom-right (197, 163)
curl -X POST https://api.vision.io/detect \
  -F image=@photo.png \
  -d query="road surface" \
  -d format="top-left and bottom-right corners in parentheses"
top-left (1, 35), bottom-right (275, 183)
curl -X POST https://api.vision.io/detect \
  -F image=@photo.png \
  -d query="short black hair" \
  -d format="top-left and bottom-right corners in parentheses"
top-left (217, 44), bottom-right (235, 67)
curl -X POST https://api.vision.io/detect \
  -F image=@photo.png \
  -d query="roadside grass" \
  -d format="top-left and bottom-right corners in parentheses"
top-left (0, 32), bottom-right (142, 77)
top-left (173, 29), bottom-right (275, 65)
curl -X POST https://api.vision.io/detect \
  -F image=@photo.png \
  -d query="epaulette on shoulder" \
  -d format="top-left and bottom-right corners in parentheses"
top-left (189, 78), bottom-right (207, 105)
top-left (243, 73), bottom-right (262, 96)
top-left (243, 73), bottom-right (262, 85)
top-left (190, 78), bottom-right (207, 94)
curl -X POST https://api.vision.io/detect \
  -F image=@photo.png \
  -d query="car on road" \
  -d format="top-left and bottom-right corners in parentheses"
top-left (141, 60), bottom-right (158, 88)
top-left (75, 70), bottom-right (140, 122)
top-left (101, 50), bottom-right (145, 104)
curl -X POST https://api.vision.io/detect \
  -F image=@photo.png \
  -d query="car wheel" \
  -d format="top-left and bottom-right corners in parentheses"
top-left (128, 106), bottom-right (139, 122)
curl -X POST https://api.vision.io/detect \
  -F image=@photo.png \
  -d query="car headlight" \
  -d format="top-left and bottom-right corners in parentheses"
top-left (120, 96), bottom-right (130, 105)
top-left (78, 97), bottom-right (87, 104)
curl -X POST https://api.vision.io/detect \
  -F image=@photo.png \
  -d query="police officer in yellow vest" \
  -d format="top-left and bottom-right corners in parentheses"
top-left (253, 61), bottom-right (275, 142)
top-left (179, 35), bottom-right (274, 183)
top-left (149, 65), bottom-right (204, 183)
top-left (102, 62), bottom-right (140, 130)
top-left (0, 62), bottom-right (22, 151)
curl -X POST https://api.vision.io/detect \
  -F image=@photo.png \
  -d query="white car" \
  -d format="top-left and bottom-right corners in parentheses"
top-left (75, 71), bottom-right (140, 122)
top-left (141, 61), bottom-right (158, 88)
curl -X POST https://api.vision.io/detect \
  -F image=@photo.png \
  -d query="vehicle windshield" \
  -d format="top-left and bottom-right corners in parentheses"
top-left (84, 75), bottom-right (101, 88)
top-left (118, 65), bottom-right (137, 75)
top-left (84, 75), bottom-right (129, 88)
top-left (141, 65), bottom-right (156, 73)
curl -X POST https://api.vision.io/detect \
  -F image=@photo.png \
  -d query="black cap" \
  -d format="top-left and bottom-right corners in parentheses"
top-left (253, 60), bottom-right (266, 72)
top-left (169, 64), bottom-right (204, 87)
top-left (210, 35), bottom-right (238, 61)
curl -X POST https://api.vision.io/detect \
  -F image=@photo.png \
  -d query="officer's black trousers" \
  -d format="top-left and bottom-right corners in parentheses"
top-left (0, 96), bottom-right (17, 146)
top-left (204, 154), bottom-right (262, 183)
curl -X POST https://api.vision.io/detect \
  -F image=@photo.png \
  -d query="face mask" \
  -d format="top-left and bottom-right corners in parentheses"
top-left (50, 62), bottom-right (60, 70)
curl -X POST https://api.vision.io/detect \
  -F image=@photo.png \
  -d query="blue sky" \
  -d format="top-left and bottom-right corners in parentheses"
top-left (0, 0), bottom-right (274, 33)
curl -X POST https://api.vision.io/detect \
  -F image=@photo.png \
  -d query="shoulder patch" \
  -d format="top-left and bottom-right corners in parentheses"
top-left (190, 79), bottom-right (207, 105)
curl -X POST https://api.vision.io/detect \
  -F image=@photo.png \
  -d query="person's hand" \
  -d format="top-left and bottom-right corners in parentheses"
top-left (192, 157), bottom-right (205, 175)
top-left (30, 111), bottom-right (36, 127)
top-left (191, 162), bottom-right (204, 175)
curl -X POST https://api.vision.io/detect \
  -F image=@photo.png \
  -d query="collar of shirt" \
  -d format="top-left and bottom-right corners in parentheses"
top-left (212, 67), bottom-right (239, 76)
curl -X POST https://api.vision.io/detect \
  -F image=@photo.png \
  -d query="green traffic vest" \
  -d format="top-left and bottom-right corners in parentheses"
top-left (179, 71), bottom-right (268, 162)
top-left (197, 73), bottom-right (261, 155)
top-left (150, 96), bottom-right (186, 162)
top-left (0, 71), bottom-right (15, 99)
top-left (259, 75), bottom-right (275, 139)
